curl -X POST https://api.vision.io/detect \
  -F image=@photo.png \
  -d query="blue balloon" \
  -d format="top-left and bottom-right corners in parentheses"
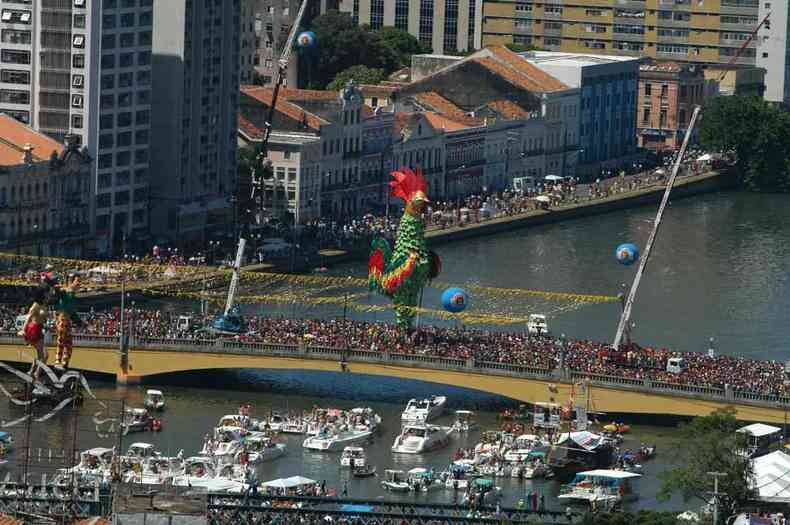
top-left (442, 287), bottom-right (469, 313)
top-left (615, 243), bottom-right (640, 266)
top-left (296, 31), bottom-right (316, 49)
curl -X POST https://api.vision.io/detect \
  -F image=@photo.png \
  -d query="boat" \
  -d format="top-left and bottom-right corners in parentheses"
top-left (636, 444), bottom-right (656, 462)
top-left (737, 423), bottom-right (783, 458)
top-left (392, 424), bottom-right (453, 454)
top-left (64, 447), bottom-right (115, 483)
top-left (302, 429), bottom-right (373, 452)
top-left (171, 456), bottom-right (244, 492)
top-left (340, 446), bottom-right (366, 468)
top-left (522, 453), bottom-right (551, 479)
top-left (602, 422), bottom-right (630, 434)
top-left (381, 469), bottom-right (410, 492)
top-left (0, 432), bottom-right (13, 464)
top-left (527, 314), bottom-right (549, 335)
top-left (406, 467), bottom-right (442, 492)
top-left (122, 408), bottom-right (161, 434)
top-left (503, 434), bottom-right (549, 463)
top-left (548, 431), bottom-right (615, 483)
top-left (349, 407), bottom-right (382, 432)
top-left (462, 478), bottom-right (502, 505)
top-left (244, 436), bottom-right (287, 463)
top-left (400, 396), bottom-right (447, 423)
top-left (558, 469), bottom-right (641, 508)
top-left (143, 389), bottom-right (165, 411)
top-left (281, 418), bottom-right (309, 434)
top-left (218, 413), bottom-right (255, 430)
top-left (352, 465), bottom-right (376, 478)
top-left (452, 410), bottom-right (479, 433)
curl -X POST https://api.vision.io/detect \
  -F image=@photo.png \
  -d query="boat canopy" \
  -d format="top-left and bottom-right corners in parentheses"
top-left (737, 423), bottom-right (782, 438)
top-left (262, 475), bottom-right (316, 489)
top-left (146, 390), bottom-right (163, 396)
top-left (556, 431), bottom-right (605, 451)
top-left (475, 478), bottom-right (494, 488)
top-left (575, 469), bottom-right (642, 480)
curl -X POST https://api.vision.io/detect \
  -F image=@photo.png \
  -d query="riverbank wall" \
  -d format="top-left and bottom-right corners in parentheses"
top-left (316, 169), bottom-right (735, 266)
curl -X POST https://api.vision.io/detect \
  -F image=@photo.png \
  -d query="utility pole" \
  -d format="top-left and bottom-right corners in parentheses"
top-left (707, 471), bottom-right (727, 525)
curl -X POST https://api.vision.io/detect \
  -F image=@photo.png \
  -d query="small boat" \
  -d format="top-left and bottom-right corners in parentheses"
top-left (452, 410), bottom-right (479, 432)
top-left (392, 424), bottom-right (453, 454)
top-left (143, 389), bottom-right (165, 411)
top-left (461, 478), bottom-right (502, 505)
top-left (281, 418), bottom-right (308, 434)
top-left (302, 429), bottom-right (373, 452)
top-left (381, 469), bottom-right (410, 492)
top-left (401, 396), bottom-right (447, 423)
top-left (406, 467), bottom-right (442, 492)
top-left (244, 436), bottom-right (287, 463)
top-left (340, 446), bottom-right (366, 468)
top-left (503, 434), bottom-right (549, 463)
top-left (602, 422), bottom-right (630, 434)
top-left (527, 314), bottom-right (549, 335)
top-left (558, 469), bottom-right (642, 507)
top-left (352, 465), bottom-right (376, 478)
top-left (637, 444), bottom-right (656, 462)
top-left (122, 408), bottom-right (161, 434)
top-left (171, 456), bottom-right (244, 492)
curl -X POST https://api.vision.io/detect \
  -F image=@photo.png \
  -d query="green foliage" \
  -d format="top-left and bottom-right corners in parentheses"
top-left (298, 11), bottom-right (399, 89)
top-left (656, 408), bottom-right (754, 516)
top-left (376, 27), bottom-right (429, 67)
top-left (504, 42), bottom-right (542, 53)
top-left (699, 96), bottom-right (790, 192)
top-left (327, 65), bottom-right (386, 91)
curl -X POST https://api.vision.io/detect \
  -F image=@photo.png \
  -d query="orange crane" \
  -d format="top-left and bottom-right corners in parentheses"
top-left (718, 11), bottom-right (771, 83)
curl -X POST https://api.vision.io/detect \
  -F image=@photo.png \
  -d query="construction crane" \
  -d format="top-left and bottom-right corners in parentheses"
top-left (208, 0), bottom-right (311, 335)
top-left (718, 11), bottom-right (771, 83)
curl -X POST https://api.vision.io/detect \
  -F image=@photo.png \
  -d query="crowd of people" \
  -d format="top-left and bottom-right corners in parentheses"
top-left (0, 307), bottom-right (785, 398)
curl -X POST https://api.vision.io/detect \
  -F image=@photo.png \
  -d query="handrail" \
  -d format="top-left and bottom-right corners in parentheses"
top-left (0, 337), bottom-right (787, 408)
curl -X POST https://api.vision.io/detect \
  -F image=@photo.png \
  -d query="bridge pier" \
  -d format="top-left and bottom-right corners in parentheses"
top-left (116, 371), bottom-right (142, 385)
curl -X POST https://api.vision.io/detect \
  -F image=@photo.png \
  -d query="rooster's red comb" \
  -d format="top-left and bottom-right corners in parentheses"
top-left (389, 166), bottom-right (428, 203)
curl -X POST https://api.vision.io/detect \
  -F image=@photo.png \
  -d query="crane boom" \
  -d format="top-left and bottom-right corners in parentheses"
top-left (718, 12), bottom-right (770, 83)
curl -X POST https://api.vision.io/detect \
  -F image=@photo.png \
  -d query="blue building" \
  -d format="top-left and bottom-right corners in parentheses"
top-left (521, 51), bottom-right (643, 179)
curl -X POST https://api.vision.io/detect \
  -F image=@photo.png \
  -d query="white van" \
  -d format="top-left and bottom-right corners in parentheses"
top-left (666, 357), bottom-right (687, 374)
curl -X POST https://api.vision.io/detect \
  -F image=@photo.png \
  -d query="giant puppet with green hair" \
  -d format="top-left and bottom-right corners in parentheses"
top-left (368, 167), bottom-right (441, 330)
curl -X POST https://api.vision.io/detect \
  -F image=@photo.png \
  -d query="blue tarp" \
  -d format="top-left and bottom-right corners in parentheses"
top-left (340, 504), bottom-right (373, 513)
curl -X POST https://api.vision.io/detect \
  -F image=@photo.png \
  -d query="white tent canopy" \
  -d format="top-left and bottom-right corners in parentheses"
top-left (556, 431), bottom-right (604, 451)
top-left (544, 175), bottom-right (563, 181)
top-left (263, 476), bottom-right (317, 489)
top-left (697, 153), bottom-right (713, 162)
top-left (751, 450), bottom-right (790, 502)
top-left (738, 423), bottom-right (782, 438)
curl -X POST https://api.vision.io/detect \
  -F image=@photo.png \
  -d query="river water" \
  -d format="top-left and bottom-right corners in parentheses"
top-left (3, 190), bottom-right (790, 512)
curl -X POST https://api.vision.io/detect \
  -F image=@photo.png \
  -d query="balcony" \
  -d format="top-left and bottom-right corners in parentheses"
top-left (719, 1), bottom-right (758, 16)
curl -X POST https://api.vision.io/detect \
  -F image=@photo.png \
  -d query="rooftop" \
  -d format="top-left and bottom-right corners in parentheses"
top-left (412, 92), bottom-right (483, 126)
top-left (477, 46), bottom-right (569, 93)
top-left (241, 86), bottom-right (329, 132)
top-left (738, 423), bottom-right (782, 437)
top-left (0, 113), bottom-right (64, 167)
top-left (522, 50), bottom-right (643, 67)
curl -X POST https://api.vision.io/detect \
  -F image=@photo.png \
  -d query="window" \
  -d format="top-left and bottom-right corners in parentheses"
top-left (642, 108), bottom-right (650, 124)
top-left (103, 14), bottom-right (115, 29)
top-left (1, 29), bottom-right (31, 45)
top-left (101, 54), bottom-right (115, 69)
top-left (1, 10), bottom-right (31, 24)
top-left (99, 134), bottom-right (114, 148)
top-left (120, 32), bottom-right (134, 47)
top-left (134, 149), bottom-right (148, 164)
top-left (117, 72), bottom-right (133, 88)
top-left (74, 14), bottom-right (86, 28)
top-left (134, 129), bottom-right (149, 144)
top-left (1, 70), bottom-right (30, 85)
top-left (73, 35), bottom-right (85, 48)
top-left (135, 109), bottom-right (149, 124)
top-left (118, 92), bottom-right (132, 107)
top-left (100, 114), bottom-right (114, 129)
top-left (120, 12), bottom-right (134, 27)
top-left (138, 30), bottom-right (152, 46)
top-left (73, 54), bottom-right (85, 68)
top-left (136, 70), bottom-right (150, 85)
top-left (136, 90), bottom-right (150, 104)
top-left (661, 84), bottom-right (668, 97)
top-left (70, 94), bottom-right (83, 108)
top-left (71, 115), bottom-right (83, 129)
top-left (98, 174), bottom-right (112, 190)
top-left (117, 131), bottom-right (131, 146)
top-left (119, 52), bottom-right (133, 67)
top-left (0, 89), bottom-right (30, 104)
top-left (116, 151), bottom-right (130, 167)
top-left (115, 171), bottom-right (130, 185)
top-left (74, 0), bottom-right (86, 7)
top-left (137, 51), bottom-right (150, 65)
top-left (644, 83), bottom-right (651, 96)
top-left (139, 11), bottom-right (151, 26)
top-left (97, 194), bottom-right (111, 209)
top-left (1, 50), bottom-right (30, 65)
top-left (72, 74), bottom-right (84, 88)
top-left (117, 112), bottom-right (132, 126)
top-left (98, 154), bottom-right (113, 169)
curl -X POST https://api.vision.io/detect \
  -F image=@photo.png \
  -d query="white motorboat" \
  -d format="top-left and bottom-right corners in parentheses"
top-left (143, 389), bottom-right (165, 411)
top-left (381, 469), bottom-right (410, 492)
top-left (281, 418), bottom-right (309, 434)
top-left (392, 424), bottom-right (453, 454)
top-left (558, 469), bottom-right (641, 507)
top-left (401, 396), bottom-right (447, 422)
top-left (349, 407), bottom-right (383, 432)
top-left (503, 434), bottom-right (549, 463)
top-left (218, 414), bottom-right (255, 430)
top-left (340, 446), bottom-right (366, 468)
top-left (452, 410), bottom-right (478, 432)
top-left (244, 436), bottom-right (286, 463)
top-left (263, 413), bottom-right (286, 432)
top-left (171, 456), bottom-right (245, 492)
top-left (527, 314), bottom-right (549, 335)
top-left (302, 429), bottom-right (373, 452)
top-left (462, 478), bottom-right (502, 505)
top-left (407, 467), bottom-right (442, 492)
top-left (64, 447), bottom-right (115, 483)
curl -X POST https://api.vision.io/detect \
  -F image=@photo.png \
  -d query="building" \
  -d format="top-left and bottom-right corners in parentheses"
top-left (252, 0), bottom-right (338, 87)
top-left (704, 66), bottom-right (766, 97)
top-left (151, 0), bottom-right (249, 247)
top-left (522, 51), bottom-right (642, 176)
top-left (0, 0), bottom-right (153, 256)
top-left (337, 0), bottom-right (483, 55)
top-left (241, 0), bottom-right (257, 84)
top-left (637, 62), bottom-right (712, 153)
top-left (480, 0), bottom-right (790, 104)
top-left (0, 115), bottom-right (92, 257)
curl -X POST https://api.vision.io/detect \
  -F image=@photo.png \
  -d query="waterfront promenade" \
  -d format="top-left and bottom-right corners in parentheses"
top-left (0, 331), bottom-right (785, 423)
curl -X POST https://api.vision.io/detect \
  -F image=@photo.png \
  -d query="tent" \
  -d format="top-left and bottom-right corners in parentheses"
top-left (750, 450), bottom-right (790, 502)
top-left (556, 431), bottom-right (605, 451)
top-left (534, 195), bottom-right (551, 203)
top-left (545, 175), bottom-right (563, 181)
top-left (697, 153), bottom-right (712, 162)
top-left (282, 475), bottom-right (316, 487)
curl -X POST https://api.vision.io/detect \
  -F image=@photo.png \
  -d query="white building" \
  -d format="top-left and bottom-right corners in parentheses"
top-left (757, 2), bottom-right (790, 104)
top-left (0, 0), bottom-right (153, 256)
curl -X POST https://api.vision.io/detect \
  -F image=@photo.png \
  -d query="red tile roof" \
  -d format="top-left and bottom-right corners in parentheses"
top-left (74, 518), bottom-right (110, 525)
top-left (422, 112), bottom-right (473, 131)
top-left (0, 113), bottom-right (64, 167)
top-left (280, 87), bottom-right (338, 101)
top-left (0, 515), bottom-right (22, 525)
top-left (358, 84), bottom-right (400, 95)
top-left (485, 99), bottom-right (534, 120)
top-left (238, 114), bottom-right (263, 140)
top-left (413, 92), bottom-right (483, 126)
top-left (393, 112), bottom-right (416, 135)
top-left (241, 86), bottom-right (328, 132)
top-left (484, 46), bottom-right (568, 92)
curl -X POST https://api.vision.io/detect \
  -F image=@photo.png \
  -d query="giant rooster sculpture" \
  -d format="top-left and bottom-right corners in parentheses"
top-left (368, 167), bottom-right (441, 331)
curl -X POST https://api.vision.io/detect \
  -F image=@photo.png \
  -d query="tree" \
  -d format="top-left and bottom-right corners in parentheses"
top-left (328, 65), bottom-right (386, 90)
top-left (376, 27), bottom-right (428, 68)
top-left (699, 95), bottom-right (790, 192)
top-left (298, 11), bottom-right (398, 89)
top-left (657, 408), bottom-right (754, 519)
top-left (504, 42), bottom-right (541, 53)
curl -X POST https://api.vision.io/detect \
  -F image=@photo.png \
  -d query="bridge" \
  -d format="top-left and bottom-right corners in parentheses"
top-left (0, 333), bottom-right (787, 423)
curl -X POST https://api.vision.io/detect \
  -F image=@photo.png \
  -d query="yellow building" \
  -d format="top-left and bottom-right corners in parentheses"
top-left (482, 0), bottom-right (761, 69)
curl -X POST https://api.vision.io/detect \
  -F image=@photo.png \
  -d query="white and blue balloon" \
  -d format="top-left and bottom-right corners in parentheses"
top-left (615, 243), bottom-right (640, 266)
top-left (441, 287), bottom-right (469, 313)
